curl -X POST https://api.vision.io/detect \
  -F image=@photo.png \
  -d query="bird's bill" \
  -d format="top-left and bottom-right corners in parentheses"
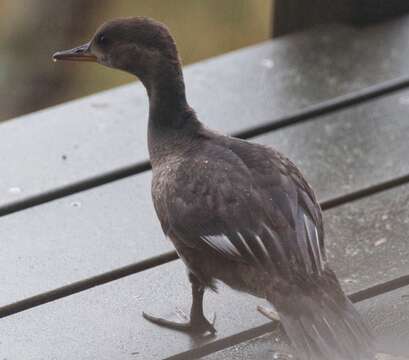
top-left (52, 43), bottom-right (97, 62)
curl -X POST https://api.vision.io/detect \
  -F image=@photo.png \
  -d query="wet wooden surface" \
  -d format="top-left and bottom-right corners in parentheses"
top-left (2, 183), bottom-right (409, 359)
top-left (2, 14), bottom-right (409, 360)
top-left (2, 88), bottom-right (409, 308)
top-left (204, 284), bottom-right (409, 359)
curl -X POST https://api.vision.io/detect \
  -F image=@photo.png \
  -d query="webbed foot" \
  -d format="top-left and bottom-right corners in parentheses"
top-left (142, 309), bottom-right (216, 335)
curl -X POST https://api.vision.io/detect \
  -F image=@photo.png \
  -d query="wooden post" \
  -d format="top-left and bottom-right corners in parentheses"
top-left (273, 0), bottom-right (409, 37)
top-left (272, 0), bottom-right (356, 37)
top-left (359, 0), bottom-right (409, 23)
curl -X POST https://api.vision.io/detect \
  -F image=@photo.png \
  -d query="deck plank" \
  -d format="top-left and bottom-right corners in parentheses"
top-left (203, 285), bottom-right (409, 359)
top-left (2, 88), bottom-right (409, 307)
top-left (2, 179), bottom-right (409, 359)
top-left (2, 17), bottom-right (409, 209)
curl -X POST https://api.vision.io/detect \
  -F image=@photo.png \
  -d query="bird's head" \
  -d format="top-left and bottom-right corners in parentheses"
top-left (52, 17), bottom-right (179, 81)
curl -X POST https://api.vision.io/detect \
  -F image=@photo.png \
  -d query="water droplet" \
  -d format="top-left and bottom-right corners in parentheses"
top-left (399, 96), bottom-right (409, 105)
top-left (273, 352), bottom-right (293, 359)
top-left (343, 278), bottom-right (358, 284)
top-left (261, 59), bottom-right (275, 69)
top-left (346, 247), bottom-right (359, 256)
top-left (374, 238), bottom-right (387, 247)
top-left (8, 187), bottom-right (22, 195)
top-left (91, 102), bottom-right (109, 109)
top-left (71, 201), bottom-right (82, 208)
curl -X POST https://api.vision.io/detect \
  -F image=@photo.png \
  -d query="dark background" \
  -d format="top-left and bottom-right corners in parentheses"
top-left (0, 0), bottom-right (271, 122)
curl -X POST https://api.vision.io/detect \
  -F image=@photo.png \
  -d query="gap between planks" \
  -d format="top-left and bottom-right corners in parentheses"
top-left (2, 75), bottom-right (409, 218)
top-left (2, 172), bottom-right (409, 319)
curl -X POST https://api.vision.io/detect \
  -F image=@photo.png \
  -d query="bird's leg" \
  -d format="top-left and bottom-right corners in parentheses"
top-left (188, 278), bottom-right (217, 334)
top-left (142, 274), bottom-right (216, 335)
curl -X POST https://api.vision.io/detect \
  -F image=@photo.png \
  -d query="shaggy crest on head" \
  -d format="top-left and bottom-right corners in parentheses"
top-left (53, 17), bottom-right (376, 360)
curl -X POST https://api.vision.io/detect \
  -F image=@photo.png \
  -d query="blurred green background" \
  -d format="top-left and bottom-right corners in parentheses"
top-left (0, 0), bottom-right (272, 122)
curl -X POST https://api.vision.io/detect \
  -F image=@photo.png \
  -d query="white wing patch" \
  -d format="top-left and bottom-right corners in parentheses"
top-left (201, 217), bottom-right (325, 276)
top-left (253, 234), bottom-right (270, 259)
top-left (262, 223), bottom-right (286, 261)
top-left (237, 232), bottom-right (259, 263)
top-left (303, 214), bottom-right (326, 274)
top-left (201, 234), bottom-right (241, 257)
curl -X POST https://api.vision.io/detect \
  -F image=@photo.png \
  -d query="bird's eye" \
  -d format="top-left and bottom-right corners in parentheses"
top-left (97, 34), bottom-right (109, 46)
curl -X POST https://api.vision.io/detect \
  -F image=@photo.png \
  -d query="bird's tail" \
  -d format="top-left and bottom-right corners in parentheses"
top-left (267, 271), bottom-right (375, 360)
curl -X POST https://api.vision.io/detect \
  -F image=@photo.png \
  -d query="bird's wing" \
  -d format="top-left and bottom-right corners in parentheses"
top-left (230, 138), bottom-right (326, 275)
top-left (166, 140), bottom-right (326, 278)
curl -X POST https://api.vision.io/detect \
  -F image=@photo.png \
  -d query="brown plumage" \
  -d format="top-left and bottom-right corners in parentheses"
top-left (53, 17), bottom-right (375, 360)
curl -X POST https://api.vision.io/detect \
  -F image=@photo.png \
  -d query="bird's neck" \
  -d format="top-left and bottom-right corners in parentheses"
top-left (147, 60), bottom-right (188, 122)
top-left (142, 59), bottom-right (202, 163)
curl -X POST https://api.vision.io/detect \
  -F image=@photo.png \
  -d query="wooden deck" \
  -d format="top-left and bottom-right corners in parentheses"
top-left (2, 14), bottom-right (409, 359)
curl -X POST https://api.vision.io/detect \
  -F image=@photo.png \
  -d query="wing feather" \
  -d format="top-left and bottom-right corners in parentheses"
top-left (163, 138), bottom-right (326, 279)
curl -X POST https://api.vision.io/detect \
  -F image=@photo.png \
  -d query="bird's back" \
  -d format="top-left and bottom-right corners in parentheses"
top-left (151, 129), bottom-right (325, 284)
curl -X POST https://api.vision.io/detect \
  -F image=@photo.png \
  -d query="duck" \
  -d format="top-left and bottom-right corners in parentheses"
top-left (53, 17), bottom-right (375, 360)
